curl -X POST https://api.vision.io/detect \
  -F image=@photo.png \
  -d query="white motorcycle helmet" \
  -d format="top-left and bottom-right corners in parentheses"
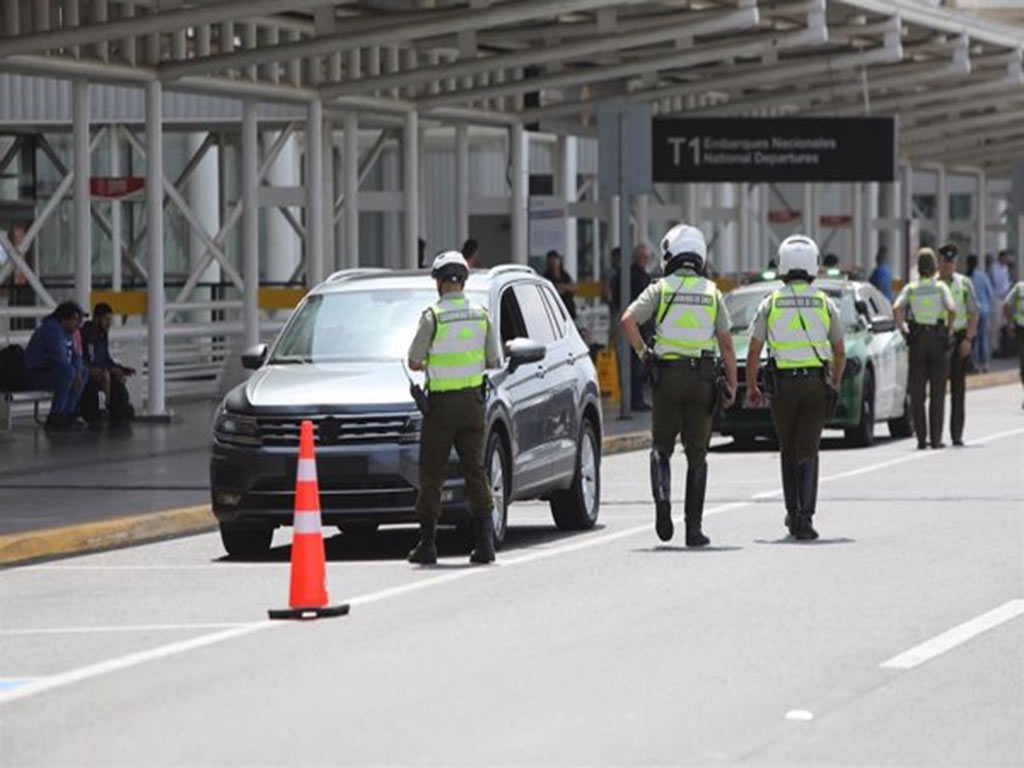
top-left (660, 223), bottom-right (707, 274)
top-left (777, 234), bottom-right (820, 280)
top-left (430, 250), bottom-right (470, 283)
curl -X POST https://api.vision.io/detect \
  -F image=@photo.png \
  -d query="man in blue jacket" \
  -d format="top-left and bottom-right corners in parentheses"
top-left (24, 301), bottom-right (86, 429)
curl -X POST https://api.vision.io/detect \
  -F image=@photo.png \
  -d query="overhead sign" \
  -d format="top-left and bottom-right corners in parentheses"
top-left (652, 118), bottom-right (897, 183)
top-left (90, 176), bottom-right (145, 199)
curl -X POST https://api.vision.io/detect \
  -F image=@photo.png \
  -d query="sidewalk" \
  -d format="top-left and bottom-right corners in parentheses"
top-left (0, 362), bottom-right (1018, 565)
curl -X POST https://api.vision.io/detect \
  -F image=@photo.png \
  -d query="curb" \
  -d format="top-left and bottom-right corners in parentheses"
top-left (0, 505), bottom-right (216, 567)
top-left (0, 373), bottom-right (1016, 567)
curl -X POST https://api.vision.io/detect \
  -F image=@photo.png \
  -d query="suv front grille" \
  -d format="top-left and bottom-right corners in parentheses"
top-left (257, 413), bottom-right (410, 447)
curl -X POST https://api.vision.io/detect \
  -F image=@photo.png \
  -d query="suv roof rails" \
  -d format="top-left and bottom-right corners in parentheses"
top-left (324, 268), bottom-right (392, 284)
top-left (487, 264), bottom-right (536, 278)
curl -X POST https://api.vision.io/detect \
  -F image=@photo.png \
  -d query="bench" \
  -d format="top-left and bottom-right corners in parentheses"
top-left (0, 390), bottom-right (51, 431)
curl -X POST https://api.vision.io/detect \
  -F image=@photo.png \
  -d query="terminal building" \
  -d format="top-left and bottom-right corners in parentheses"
top-left (1, 0), bottom-right (1022, 416)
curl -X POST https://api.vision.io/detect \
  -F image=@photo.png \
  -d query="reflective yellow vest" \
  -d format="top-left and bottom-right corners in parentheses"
top-left (1011, 282), bottom-right (1024, 327)
top-left (653, 272), bottom-right (719, 359)
top-left (426, 296), bottom-right (488, 393)
top-left (766, 283), bottom-right (832, 369)
top-left (904, 277), bottom-right (948, 326)
top-left (943, 273), bottom-right (970, 331)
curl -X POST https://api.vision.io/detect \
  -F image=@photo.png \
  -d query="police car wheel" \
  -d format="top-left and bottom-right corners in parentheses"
top-left (219, 522), bottom-right (273, 560)
top-left (486, 431), bottom-right (509, 548)
top-left (888, 393), bottom-right (914, 439)
top-left (550, 418), bottom-right (601, 530)
top-left (845, 370), bottom-right (875, 448)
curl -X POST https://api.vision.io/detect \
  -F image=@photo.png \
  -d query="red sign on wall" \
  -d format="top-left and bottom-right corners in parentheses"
top-left (819, 214), bottom-right (853, 228)
top-left (90, 176), bottom-right (145, 199)
top-left (768, 210), bottom-right (801, 223)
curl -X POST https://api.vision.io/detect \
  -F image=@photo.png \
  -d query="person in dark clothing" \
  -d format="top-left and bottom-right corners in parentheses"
top-left (24, 301), bottom-right (86, 429)
top-left (869, 246), bottom-right (893, 301)
top-left (543, 249), bottom-right (577, 320)
top-left (609, 243), bottom-right (653, 410)
top-left (461, 238), bottom-right (482, 269)
top-left (80, 302), bottom-right (136, 427)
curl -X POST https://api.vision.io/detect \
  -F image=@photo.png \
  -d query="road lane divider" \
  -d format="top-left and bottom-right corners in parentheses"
top-left (880, 599), bottom-right (1024, 670)
top-left (1, 425), bottom-right (1022, 708)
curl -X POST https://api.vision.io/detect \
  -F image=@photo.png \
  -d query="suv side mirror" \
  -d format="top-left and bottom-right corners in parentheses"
top-left (505, 338), bottom-right (545, 374)
top-left (241, 343), bottom-right (268, 370)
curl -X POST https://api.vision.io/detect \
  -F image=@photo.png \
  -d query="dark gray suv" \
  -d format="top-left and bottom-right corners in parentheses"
top-left (210, 266), bottom-right (603, 558)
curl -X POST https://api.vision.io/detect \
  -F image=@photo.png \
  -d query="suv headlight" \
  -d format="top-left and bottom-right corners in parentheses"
top-left (214, 410), bottom-right (261, 446)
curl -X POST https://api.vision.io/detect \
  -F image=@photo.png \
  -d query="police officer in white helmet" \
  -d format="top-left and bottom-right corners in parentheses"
top-left (745, 235), bottom-right (846, 540)
top-left (620, 224), bottom-right (738, 546)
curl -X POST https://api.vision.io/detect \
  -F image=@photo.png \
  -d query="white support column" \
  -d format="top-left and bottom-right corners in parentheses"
top-left (852, 182), bottom-right (863, 269)
top-left (557, 135), bottom-right (578, 276)
top-left (510, 123), bottom-right (528, 265)
top-left (186, 132), bottom-right (222, 317)
top-left (265, 130), bottom-right (299, 283)
top-left (609, 195), bottom-right (621, 250)
top-left (145, 81), bottom-right (165, 417)
top-left (901, 163), bottom-right (914, 282)
top-left (760, 183), bottom-right (772, 268)
top-left (403, 110), bottom-right (419, 270)
top-left (937, 165), bottom-right (949, 245)
top-left (636, 194), bottom-right (649, 253)
top-left (738, 182), bottom-right (750, 274)
top-left (306, 99), bottom-right (325, 286)
top-left (322, 122), bottom-right (336, 272)
top-left (684, 184), bottom-right (697, 227)
top-left (802, 183), bottom-right (815, 240)
top-left (455, 123), bottom-right (470, 245)
top-left (241, 100), bottom-right (260, 349)
top-left (343, 111), bottom-right (359, 269)
top-left (977, 171), bottom-right (987, 257)
top-left (73, 79), bottom-right (91, 311)
top-left (864, 182), bottom-right (879, 271)
top-left (109, 124), bottom-right (122, 292)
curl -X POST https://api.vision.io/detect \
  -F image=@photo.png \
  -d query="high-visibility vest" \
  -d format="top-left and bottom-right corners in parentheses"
top-left (944, 273), bottom-right (970, 331)
top-left (653, 272), bottom-right (719, 359)
top-left (766, 283), bottom-right (832, 369)
top-left (904, 277), bottom-right (948, 326)
top-left (1011, 282), bottom-right (1024, 327)
top-left (426, 296), bottom-right (489, 393)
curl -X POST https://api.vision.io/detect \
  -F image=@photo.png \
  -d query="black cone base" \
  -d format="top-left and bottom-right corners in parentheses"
top-left (268, 603), bottom-right (350, 620)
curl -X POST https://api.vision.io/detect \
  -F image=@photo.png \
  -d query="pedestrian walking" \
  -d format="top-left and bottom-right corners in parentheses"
top-left (620, 224), bottom-right (737, 546)
top-left (1004, 279), bottom-right (1024, 409)
top-left (869, 245), bottom-right (893, 301)
top-left (744, 235), bottom-right (846, 541)
top-left (937, 244), bottom-right (979, 446)
top-left (893, 248), bottom-right (957, 449)
top-left (406, 251), bottom-right (501, 566)
top-left (967, 254), bottom-right (994, 372)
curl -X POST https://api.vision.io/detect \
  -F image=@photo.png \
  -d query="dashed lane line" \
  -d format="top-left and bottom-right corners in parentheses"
top-left (1, 426), bottom-right (1022, 708)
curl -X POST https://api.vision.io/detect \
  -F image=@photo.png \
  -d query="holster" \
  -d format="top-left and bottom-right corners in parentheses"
top-left (825, 380), bottom-right (839, 420)
top-left (764, 359), bottom-right (778, 397)
top-left (410, 383), bottom-right (431, 415)
top-left (644, 353), bottom-right (661, 388)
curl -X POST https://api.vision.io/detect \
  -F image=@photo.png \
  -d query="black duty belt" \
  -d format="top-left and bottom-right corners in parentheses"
top-left (909, 322), bottom-right (946, 334)
top-left (774, 367), bottom-right (825, 378)
top-left (658, 356), bottom-right (714, 370)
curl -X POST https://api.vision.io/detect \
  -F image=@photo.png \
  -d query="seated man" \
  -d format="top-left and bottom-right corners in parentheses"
top-left (81, 302), bottom-right (135, 427)
top-left (24, 301), bottom-right (86, 429)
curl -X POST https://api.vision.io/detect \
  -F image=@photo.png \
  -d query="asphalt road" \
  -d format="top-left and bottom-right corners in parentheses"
top-left (1, 385), bottom-right (1022, 767)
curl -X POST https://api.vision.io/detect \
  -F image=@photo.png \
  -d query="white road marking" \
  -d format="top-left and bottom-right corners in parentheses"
top-left (0, 623), bottom-right (250, 636)
top-left (1, 426), bottom-right (1022, 708)
top-left (880, 599), bottom-right (1024, 670)
top-left (785, 710), bottom-right (814, 721)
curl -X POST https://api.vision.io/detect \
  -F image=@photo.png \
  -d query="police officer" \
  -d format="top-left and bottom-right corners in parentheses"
top-left (893, 248), bottom-right (957, 450)
top-left (937, 243), bottom-right (979, 446)
top-left (620, 224), bottom-right (737, 546)
top-left (406, 251), bottom-right (501, 566)
top-left (1004, 279), bottom-right (1024, 409)
top-left (745, 235), bottom-right (846, 541)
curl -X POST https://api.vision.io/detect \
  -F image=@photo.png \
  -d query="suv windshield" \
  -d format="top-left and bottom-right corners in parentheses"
top-left (271, 288), bottom-right (489, 363)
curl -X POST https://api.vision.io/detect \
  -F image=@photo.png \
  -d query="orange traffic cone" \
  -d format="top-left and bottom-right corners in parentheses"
top-left (268, 420), bottom-right (349, 620)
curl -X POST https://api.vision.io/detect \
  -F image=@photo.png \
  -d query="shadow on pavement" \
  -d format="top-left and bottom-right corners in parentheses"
top-left (753, 537), bottom-right (856, 546)
top-left (711, 435), bottom-right (908, 454)
top-left (220, 522), bottom-right (602, 564)
top-left (631, 545), bottom-right (743, 553)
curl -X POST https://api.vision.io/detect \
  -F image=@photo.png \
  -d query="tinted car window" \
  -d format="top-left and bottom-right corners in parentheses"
top-left (499, 287), bottom-right (528, 345)
top-left (538, 284), bottom-right (567, 339)
top-left (513, 283), bottom-right (557, 345)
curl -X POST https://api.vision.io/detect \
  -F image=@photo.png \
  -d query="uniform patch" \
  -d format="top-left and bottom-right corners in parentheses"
top-left (774, 296), bottom-right (824, 309)
top-left (665, 292), bottom-right (714, 306)
top-left (437, 309), bottom-right (485, 323)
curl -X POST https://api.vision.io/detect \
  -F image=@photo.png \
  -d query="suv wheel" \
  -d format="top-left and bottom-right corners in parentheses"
top-left (483, 431), bottom-right (509, 548)
top-left (845, 370), bottom-right (875, 448)
top-left (550, 418), bottom-right (601, 530)
top-left (219, 522), bottom-right (273, 559)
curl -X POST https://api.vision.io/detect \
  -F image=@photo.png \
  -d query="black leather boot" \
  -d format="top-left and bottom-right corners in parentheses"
top-left (795, 457), bottom-right (819, 541)
top-left (650, 450), bottom-right (673, 542)
top-left (469, 510), bottom-right (496, 565)
top-left (407, 518), bottom-right (438, 565)
top-left (684, 462), bottom-right (710, 547)
top-left (781, 456), bottom-right (799, 536)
